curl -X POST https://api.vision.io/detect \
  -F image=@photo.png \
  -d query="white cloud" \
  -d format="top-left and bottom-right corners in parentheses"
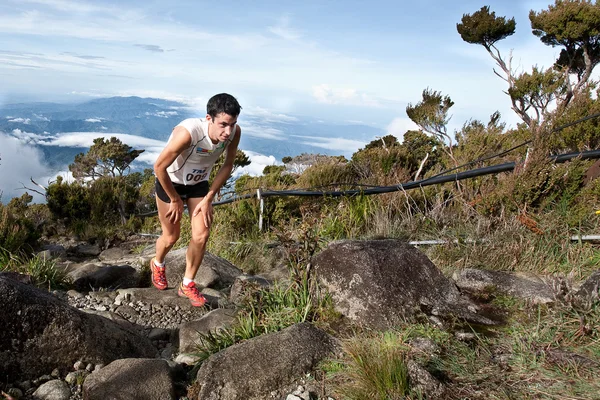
top-left (241, 125), bottom-right (286, 141)
top-left (10, 128), bottom-right (55, 142)
top-left (233, 150), bottom-right (279, 178)
top-left (37, 132), bottom-right (166, 149)
top-left (290, 134), bottom-right (366, 153)
top-left (8, 117), bottom-right (31, 124)
top-left (268, 15), bottom-right (301, 41)
top-left (243, 106), bottom-right (298, 123)
top-left (0, 133), bottom-right (48, 202)
top-left (312, 84), bottom-right (381, 107)
top-left (386, 117), bottom-right (420, 141)
top-left (85, 118), bottom-right (104, 122)
top-left (144, 111), bottom-right (178, 118)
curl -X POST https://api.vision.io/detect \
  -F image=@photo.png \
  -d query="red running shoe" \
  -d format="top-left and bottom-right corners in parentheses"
top-left (178, 281), bottom-right (206, 307)
top-left (150, 258), bottom-right (168, 290)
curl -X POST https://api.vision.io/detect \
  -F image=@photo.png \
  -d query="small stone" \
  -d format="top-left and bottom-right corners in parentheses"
top-left (455, 331), bottom-right (476, 341)
top-left (74, 360), bottom-right (85, 370)
top-left (33, 375), bottom-right (53, 386)
top-left (33, 380), bottom-right (70, 400)
top-left (286, 395), bottom-right (302, 400)
top-left (65, 371), bottom-right (89, 385)
top-left (50, 368), bottom-right (60, 378)
top-left (67, 290), bottom-right (84, 299)
top-left (86, 363), bottom-right (94, 372)
top-left (292, 385), bottom-right (305, 395)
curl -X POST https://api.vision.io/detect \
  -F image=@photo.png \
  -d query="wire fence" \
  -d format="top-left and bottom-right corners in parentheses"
top-left (139, 112), bottom-right (600, 218)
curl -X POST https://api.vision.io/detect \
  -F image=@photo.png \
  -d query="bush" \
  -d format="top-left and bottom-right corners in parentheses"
top-left (0, 194), bottom-right (42, 253)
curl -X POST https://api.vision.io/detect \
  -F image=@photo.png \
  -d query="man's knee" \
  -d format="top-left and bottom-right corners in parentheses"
top-left (190, 229), bottom-right (210, 246)
top-left (162, 233), bottom-right (180, 248)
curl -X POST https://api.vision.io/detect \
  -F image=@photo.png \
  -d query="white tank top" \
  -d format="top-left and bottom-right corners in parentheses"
top-left (166, 118), bottom-right (236, 185)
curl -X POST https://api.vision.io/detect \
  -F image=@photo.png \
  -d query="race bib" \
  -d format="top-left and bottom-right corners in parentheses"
top-left (185, 168), bottom-right (209, 183)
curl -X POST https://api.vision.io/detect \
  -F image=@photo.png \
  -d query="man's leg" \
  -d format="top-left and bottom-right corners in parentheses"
top-left (183, 196), bottom-right (211, 280)
top-left (155, 195), bottom-right (181, 263)
top-left (152, 195), bottom-right (181, 290)
top-left (177, 196), bottom-right (209, 306)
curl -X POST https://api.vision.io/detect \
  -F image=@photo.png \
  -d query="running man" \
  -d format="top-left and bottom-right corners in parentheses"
top-left (151, 93), bottom-right (242, 306)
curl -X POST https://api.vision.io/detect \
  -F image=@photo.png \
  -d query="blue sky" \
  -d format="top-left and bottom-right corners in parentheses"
top-left (1, 0), bottom-right (560, 136)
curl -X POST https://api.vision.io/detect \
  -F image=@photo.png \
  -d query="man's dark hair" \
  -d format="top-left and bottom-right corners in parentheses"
top-left (207, 93), bottom-right (241, 118)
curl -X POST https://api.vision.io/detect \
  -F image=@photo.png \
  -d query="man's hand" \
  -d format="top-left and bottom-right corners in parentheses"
top-left (193, 197), bottom-right (213, 228)
top-left (165, 198), bottom-right (184, 224)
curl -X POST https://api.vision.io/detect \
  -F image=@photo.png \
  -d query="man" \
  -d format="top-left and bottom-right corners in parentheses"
top-left (151, 93), bottom-right (242, 306)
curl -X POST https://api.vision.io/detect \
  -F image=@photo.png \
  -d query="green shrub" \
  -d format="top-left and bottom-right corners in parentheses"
top-left (327, 332), bottom-right (410, 400)
top-left (0, 249), bottom-right (70, 289)
top-left (191, 267), bottom-right (335, 364)
top-left (0, 194), bottom-right (41, 253)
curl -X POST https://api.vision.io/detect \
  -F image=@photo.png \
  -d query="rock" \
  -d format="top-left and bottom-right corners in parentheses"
top-left (409, 337), bottom-right (440, 358)
top-left (201, 288), bottom-right (228, 309)
top-left (229, 274), bottom-right (271, 305)
top-left (32, 380), bottom-right (71, 400)
top-left (66, 290), bottom-right (85, 299)
top-left (39, 244), bottom-right (67, 259)
top-left (115, 287), bottom-right (209, 312)
top-left (164, 248), bottom-right (243, 288)
top-left (148, 328), bottom-right (171, 341)
top-left (74, 360), bottom-right (85, 370)
top-left (83, 358), bottom-right (175, 400)
top-left (0, 271), bottom-right (32, 285)
top-left (574, 270), bottom-right (600, 301)
top-left (453, 268), bottom-right (555, 304)
top-left (407, 360), bottom-right (445, 399)
top-left (196, 264), bottom-right (220, 288)
top-left (455, 331), bottom-right (476, 341)
top-left (312, 239), bottom-right (497, 329)
top-left (65, 371), bottom-right (89, 385)
top-left (195, 322), bottom-right (338, 400)
top-left (260, 262), bottom-right (291, 284)
top-left (74, 243), bottom-right (102, 257)
top-left (64, 262), bottom-right (140, 290)
top-left (6, 387), bottom-right (23, 399)
top-left (178, 308), bottom-right (238, 361)
top-left (0, 275), bottom-right (157, 382)
top-left (98, 247), bottom-right (129, 262)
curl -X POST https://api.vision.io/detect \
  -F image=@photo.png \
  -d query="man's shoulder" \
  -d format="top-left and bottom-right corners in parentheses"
top-left (177, 117), bottom-right (205, 128)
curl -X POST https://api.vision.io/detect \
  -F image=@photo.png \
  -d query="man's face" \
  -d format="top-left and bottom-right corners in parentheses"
top-left (208, 112), bottom-right (237, 143)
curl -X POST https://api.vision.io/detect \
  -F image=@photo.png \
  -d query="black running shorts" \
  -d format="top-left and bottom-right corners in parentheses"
top-left (155, 178), bottom-right (209, 203)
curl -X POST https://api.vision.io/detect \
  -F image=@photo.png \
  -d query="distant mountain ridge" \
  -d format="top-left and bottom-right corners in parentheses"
top-left (0, 96), bottom-right (383, 170)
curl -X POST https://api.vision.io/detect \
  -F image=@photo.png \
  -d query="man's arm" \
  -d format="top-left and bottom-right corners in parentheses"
top-left (154, 126), bottom-right (192, 223)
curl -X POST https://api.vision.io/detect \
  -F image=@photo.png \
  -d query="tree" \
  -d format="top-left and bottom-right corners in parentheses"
top-left (406, 88), bottom-right (457, 166)
top-left (402, 130), bottom-right (441, 178)
top-left (530, 0), bottom-right (600, 109)
top-left (69, 137), bottom-right (144, 181)
top-left (458, 2), bottom-right (600, 136)
top-left (362, 135), bottom-right (399, 151)
top-left (457, 6), bottom-right (533, 126)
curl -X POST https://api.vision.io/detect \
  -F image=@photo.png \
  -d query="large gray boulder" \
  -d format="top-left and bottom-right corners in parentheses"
top-left (63, 262), bottom-right (140, 290)
top-left (312, 239), bottom-right (497, 329)
top-left (453, 268), bottom-right (555, 304)
top-left (0, 276), bottom-right (157, 382)
top-left (83, 358), bottom-right (175, 400)
top-left (163, 248), bottom-right (243, 288)
top-left (194, 323), bottom-right (338, 400)
top-left (177, 308), bottom-right (238, 364)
